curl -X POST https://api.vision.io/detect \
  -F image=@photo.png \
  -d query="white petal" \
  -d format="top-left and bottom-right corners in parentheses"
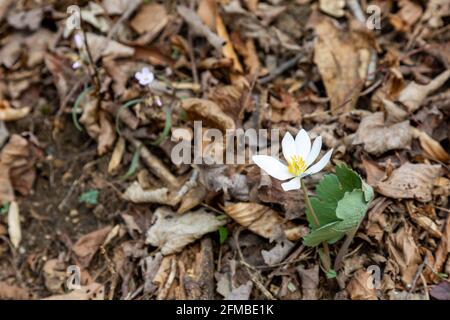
top-left (252, 155), bottom-right (293, 180)
top-left (135, 72), bottom-right (143, 81)
top-left (305, 149), bottom-right (333, 175)
top-left (306, 136), bottom-right (322, 166)
top-left (282, 132), bottom-right (296, 162)
top-left (281, 177), bottom-right (301, 191)
top-left (295, 129), bottom-right (311, 160)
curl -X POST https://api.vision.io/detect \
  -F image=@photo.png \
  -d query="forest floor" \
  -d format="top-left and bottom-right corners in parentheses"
top-left (0, 0), bottom-right (449, 300)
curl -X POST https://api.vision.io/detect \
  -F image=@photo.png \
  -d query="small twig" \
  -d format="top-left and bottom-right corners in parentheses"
top-left (234, 228), bottom-right (275, 300)
top-left (259, 53), bottom-right (302, 85)
top-left (156, 257), bottom-right (177, 300)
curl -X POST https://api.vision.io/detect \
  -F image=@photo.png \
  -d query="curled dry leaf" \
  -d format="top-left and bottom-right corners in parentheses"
top-left (0, 100), bottom-right (30, 121)
top-left (73, 226), bottom-right (113, 268)
top-left (43, 259), bottom-right (67, 293)
top-left (181, 98), bottom-right (235, 132)
top-left (43, 283), bottom-right (105, 300)
top-left (7, 201), bottom-right (21, 248)
top-left (411, 128), bottom-right (450, 163)
top-left (145, 207), bottom-right (226, 255)
top-left (122, 181), bottom-right (178, 206)
top-left (97, 111), bottom-right (116, 156)
top-left (398, 70), bottom-right (450, 113)
top-left (108, 136), bottom-right (125, 174)
top-left (352, 112), bottom-right (412, 155)
top-left (297, 265), bottom-right (319, 300)
top-left (0, 134), bottom-right (41, 201)
top-left (313, 17), bottom-right (372, 114)
top-left (346, 269), bottom-right (378, 300)
top-left (433, 214), bottom-right (450, 273)
top-left (223, 202), bottom-right (304, 241)
top-left (387, 225), bottom-right (421, 285)
top-left (319, 0), bottom-right (346, 18)
top-left (86, 32), bottom-right (135, 61)
top-left (376, 163), bottom-right (441, 202)
top-left (261, 239), bottom-right (294, 265)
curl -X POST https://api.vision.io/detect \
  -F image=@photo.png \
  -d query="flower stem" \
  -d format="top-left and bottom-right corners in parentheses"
top-left (301, 180), bottom-right (332, 273)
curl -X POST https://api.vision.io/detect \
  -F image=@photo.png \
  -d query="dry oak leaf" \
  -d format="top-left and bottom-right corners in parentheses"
top-left (313, 17), bottom-right (372, 114)
top-left (43, 283), bottom-right (104, 300)
top-left (346, 269), bottom-right (378, 300)
top-left (352, 112), bottom-right (412, 155)
top-left (398, 70), bottom-right (450, 113)
top-left (130, 3), bottom-right (168, 36)
top-left (387, 225), bottom-right (422, 285)
top-left (73, 226), bottom-right (113, 268)
top-left (0, 134), bottom-right (42, 201)
top-left (376, 163), bottom-right (441, 202)
top-left (145, 207), bottom-right (226, 255)
top-left (181, 98), bottom-right (235, 132)
top-left (223, 202), bottom-right (305, 241)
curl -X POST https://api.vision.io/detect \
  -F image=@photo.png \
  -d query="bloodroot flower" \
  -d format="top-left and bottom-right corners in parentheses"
top-left (135, 67), bottom-right (154, 86)
top-left (252, 129), bottom-right (333, 191)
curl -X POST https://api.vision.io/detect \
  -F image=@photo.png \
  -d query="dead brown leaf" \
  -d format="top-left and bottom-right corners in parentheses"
top-left (43, 283), bottom-right (104, 300)
top-left (376, 163), bottom-right (441, 202)
top-left (130, 3), bottom-right (168, 44)
top-left (0, 282), bottom-right (33, 300)
top-left (352, 112), bottom-right (412, 155)
top-left (73, 226), bottom-right (113, 268)
top-left (223, 202), bottom-right (304, 241)
top-left (412, 128), bottom-right (450, 163)
top-left (387, 225), bottom-right (422, 285)
top-left (346, 269), bottom-right (378, 300)
top-left (145, 207), bottom-right (226, 255)
top-left (181, 98), bottom-right (235, 131)
top-left (0, 99), bottom-right (30, 121)
top-left (398, 70), bottom-right (450, 113)
top-left (297, 265), bottom-right (319, 300)
top-left (314, 17), bottom-right (372, 114)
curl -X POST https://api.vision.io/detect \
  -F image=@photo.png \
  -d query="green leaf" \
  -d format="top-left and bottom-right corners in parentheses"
top-left (335, 163), bottom-right (361, 192)
top-left (72, 86), bottom-right (92, 131)
top-left (79, 189), bottom-right (99, 205)
top-left (151, 106), bottom-right (172, 146)
top-left (0, 202), bottom-right (10, 215)
top-left (325, 269), bottom-right (337, 279)
top-left (218, 226), bottom-right (228, 245)
top-left (303, 165), bottom-right (373, 247)
top-left (120, 147), bottom-right (140, 180)
top-left (303, 221), bottom-right (343, 247)
top-left (115, 99), bottom-right (145, 135)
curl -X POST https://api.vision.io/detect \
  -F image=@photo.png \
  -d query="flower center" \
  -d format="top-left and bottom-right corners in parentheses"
top-left (287, 155), bottom-right (306, 176)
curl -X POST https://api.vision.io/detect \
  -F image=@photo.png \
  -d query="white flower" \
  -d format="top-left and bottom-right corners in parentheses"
top-left (74, 33), bottom-right (84, 49)
top-left (135, 67), bottom-right (154, 86)
top-left (72, 60), bottom-right (82, 69)
top-left (252, 129), bottom-right (333, 191)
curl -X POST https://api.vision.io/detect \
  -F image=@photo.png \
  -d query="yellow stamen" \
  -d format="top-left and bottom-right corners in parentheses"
top-left (287, 155), bottom-right (307, 176)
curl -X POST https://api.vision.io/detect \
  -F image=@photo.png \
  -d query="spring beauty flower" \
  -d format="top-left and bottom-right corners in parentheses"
top-left (74, 33), bottom-right (84, 49)
top-left (135, 67), bottom-right (154, 86)
top-left (252, 129), bottom-right (333, 191)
